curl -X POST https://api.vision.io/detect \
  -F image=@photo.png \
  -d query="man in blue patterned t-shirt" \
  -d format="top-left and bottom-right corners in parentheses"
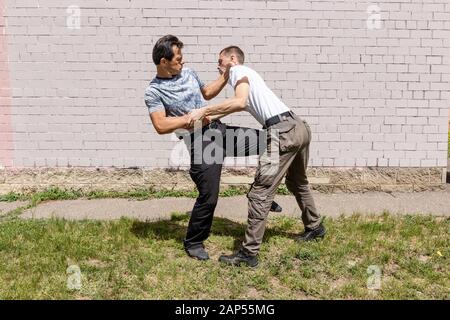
top-left (144, 35), bottom-right (222, 134)
top-left (145, 66), bottom-right (208, 118)
top-left (144, 35), bottom-right (281, 261)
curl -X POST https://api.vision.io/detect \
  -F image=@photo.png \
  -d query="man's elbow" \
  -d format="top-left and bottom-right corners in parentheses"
top-left (202, 89), bottom-right (213, 101)
top-left (154, 127), bottom-right (163, 135)
top-left (153, 124), bottom-right (169, 135)
top-left (236, 97), bottom-right (247, 110)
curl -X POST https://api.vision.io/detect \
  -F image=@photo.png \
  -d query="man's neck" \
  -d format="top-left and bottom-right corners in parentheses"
top-left (156, 67), bottom-right (175, 79)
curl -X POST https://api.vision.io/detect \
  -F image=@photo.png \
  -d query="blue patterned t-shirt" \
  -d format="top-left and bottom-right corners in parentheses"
top-left (144, 67), bottom-right (207, 117)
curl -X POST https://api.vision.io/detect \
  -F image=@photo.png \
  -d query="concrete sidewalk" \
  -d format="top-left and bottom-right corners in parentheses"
top-left (16, 187), bottom-right (450, 222)
top-left (0, 201), bottom-right (28, 216)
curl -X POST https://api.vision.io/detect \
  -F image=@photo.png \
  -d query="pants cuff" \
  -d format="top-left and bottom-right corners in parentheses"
top-left (184, 241), bottom-right (204, 250)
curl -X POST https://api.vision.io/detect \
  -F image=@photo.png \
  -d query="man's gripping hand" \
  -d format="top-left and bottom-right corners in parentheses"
top-left (184, 109), bottom-right (211, 129)
top-left (188, 107), bottom-right (207, 126)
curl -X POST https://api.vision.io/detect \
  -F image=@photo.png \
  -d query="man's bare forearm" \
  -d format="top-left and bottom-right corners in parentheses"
top-left (208, 113), bottom-right (227, 121)
top-left (154, 115), bottom-right (213, 134)
top-left (203, 97), bottom-right (246, 117)
top-left (153, 115), bottom-right (189, 134)
top-left (202, 74), bottom-right (228, 100)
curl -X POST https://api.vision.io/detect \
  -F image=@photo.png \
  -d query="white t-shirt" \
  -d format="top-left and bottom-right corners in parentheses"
top-left (228, 65), bottom-right (291, 126)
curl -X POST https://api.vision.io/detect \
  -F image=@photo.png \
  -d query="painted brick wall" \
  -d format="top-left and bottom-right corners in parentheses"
top-left (1, 0), bottom-right (449, 169)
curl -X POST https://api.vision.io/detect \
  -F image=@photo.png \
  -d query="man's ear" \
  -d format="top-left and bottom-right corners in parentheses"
top-left (160, 58), bottom-right (166, 65)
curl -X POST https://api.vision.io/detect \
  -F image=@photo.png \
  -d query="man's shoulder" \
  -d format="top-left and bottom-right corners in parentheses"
top-left (145, 80), bottom-right (157, 91)
top-left (146, 74), bottom-right (171, 91)
top-left (231, 64), bottom-right (255, 76)
top-left (231, 64), bottom-right (245, 71)
top-left (181, 67), bottom-right (197, 78)
top-left (229, 65), bottom-right (255, 85)
top-left (145, 80), bottom-right (162, 98)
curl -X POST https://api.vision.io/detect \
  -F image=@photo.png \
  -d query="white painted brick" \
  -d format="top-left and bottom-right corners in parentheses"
top-left (407, 117), bottom-right (428, 125)
top-left (376, 158), bottom-right (388, 167)
top-left (395, 142), bottom-right (417, 150)
top-left (428, 133), bottom-right (448, 143)
top-left (388, 159), bottom-right (400, 167)
top-left (363, 133), bottom-right (384, 142)
top-left (384, 117), bottom-right (406, 125)
top-left (427, 150), bottom-right (446, 159)
top-left (2, 0), bottom-right (447, 170)
top-left (437, 159), bottom-right (448, 167)
top-left (421, 159), bottom-right (437, 167)
top-left (399, 159), bottom-right (411, 167)
top-left (437, 143), bottom-right (448, 151)
top-left (373, 142), bottom-right (394, 150)
top-left (409, 159), bottom-right (420, 167)
top-left (322, 158), bottom-right (334, 166)
top-left (407, 134), bottom-right (427, 143)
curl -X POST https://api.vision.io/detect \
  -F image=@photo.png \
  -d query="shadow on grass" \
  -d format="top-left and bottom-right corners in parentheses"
top-left (130, 213), bottom-right (299, 251)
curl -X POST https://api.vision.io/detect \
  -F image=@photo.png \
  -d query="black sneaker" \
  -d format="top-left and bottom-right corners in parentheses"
top-left (185, 246), bottom-right (209, 261)
top-left (270, 201), bottom-right (282, 212)
top-left (219, 250), bottom-right (258, 268)
top-left (296, 223), bottom-right (326, 242)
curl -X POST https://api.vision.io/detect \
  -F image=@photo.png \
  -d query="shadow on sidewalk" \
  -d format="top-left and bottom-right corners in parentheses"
top-left (130, 213), bottom-right (300, 252)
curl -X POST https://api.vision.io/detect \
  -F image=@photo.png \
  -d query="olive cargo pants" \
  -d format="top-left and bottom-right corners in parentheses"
top-left (242, 115), bottom-right (321, 256)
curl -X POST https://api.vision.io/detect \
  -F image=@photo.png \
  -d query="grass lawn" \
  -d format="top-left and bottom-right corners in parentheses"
top-left (0, 213), bottom-right (448, 300)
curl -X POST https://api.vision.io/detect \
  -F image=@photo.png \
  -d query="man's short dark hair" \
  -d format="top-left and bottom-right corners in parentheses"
top-left (220, 46), bottom-right (245, 64)
top-left (152, 35), bottom-right (184, 65)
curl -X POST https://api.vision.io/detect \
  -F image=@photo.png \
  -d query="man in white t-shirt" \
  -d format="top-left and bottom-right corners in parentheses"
top-left (189, 46), bottom-right (326, 267)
